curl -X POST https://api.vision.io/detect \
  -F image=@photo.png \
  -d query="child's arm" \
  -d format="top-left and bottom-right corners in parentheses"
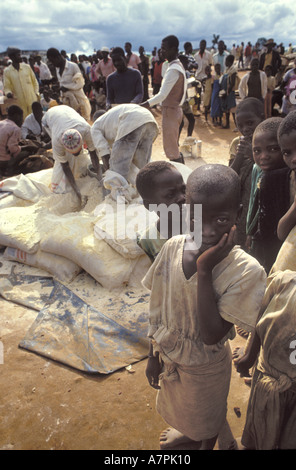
top-left (145, 341), bottom-right (161, 390)
top-left (234, 331), bottom-right (261, 377)
top-left (196, 226), bottom-right (236, 345)
top-left (228, 73), bottom-right (236, 93)
top-left (277, 195), bottom-right (296, 241)
top-left (60, 161), bottom-right (82, 205)
top-left (230, 136), bottom-right (253, 174)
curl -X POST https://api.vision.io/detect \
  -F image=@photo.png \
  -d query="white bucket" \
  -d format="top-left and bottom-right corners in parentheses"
top-left (180, 137), bottom-right (202, 158)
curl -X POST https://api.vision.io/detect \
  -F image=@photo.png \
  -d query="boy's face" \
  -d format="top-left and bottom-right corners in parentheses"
top-left (10, 51), bottom-right (22, 64)
top-left (279, 130), bottom-right (296, 170)
top-left (236, 109), bottom-right (263, 137)
top-left (161, 40), bottom-right (177, 62)
top-left (189, 191), bottom-right (239, 253)
top-left (48, 55), bottom-right (62, 67)
top-left (252, 131), bottom-right (284, 171)
top-left (145, 169), bottom-right (186, 209)
top-left (251, 59), bottom-right (259, 72)
top-left (225, 56), bottom-right (232, 68)
top-left (124, 43), bottom-right (131, 54)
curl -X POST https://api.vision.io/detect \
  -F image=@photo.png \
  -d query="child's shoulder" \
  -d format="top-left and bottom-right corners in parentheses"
top-left (215, 245), bottom-right (266, 280)
top-left (230, 245), bottom-right (263, 267)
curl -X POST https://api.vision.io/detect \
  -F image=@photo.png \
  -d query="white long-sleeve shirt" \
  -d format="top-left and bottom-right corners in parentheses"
top-left (147, 60), bottom-right (187, 107)
top-left (91, 103), bottom-right (158, 158)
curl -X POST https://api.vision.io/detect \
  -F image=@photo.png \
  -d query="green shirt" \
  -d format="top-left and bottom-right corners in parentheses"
top-left (136, 224), bottom-right (167, 262)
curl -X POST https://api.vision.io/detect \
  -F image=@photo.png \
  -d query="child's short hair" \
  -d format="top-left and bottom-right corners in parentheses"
top-left (278, 110), bottom-right (296, 140)
top-left (136, 161), bottom-right (176, 199)
top-left (236, 97), bottom-right (264, 117)
top-left (187, 164), bottom-right (241, 205)
top-left (253, 117), bottom-right (283, 139)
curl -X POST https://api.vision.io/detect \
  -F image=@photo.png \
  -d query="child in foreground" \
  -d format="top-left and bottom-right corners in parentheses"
top-left (235, 270), bottom-right (296, 450)
top-left (276, 110), bottom-right (296, 242)
top-left (142, 164), bottom-right (266, 450)
top-left (137, 161), bottom-right (237, 449)
top-left (264, 110), bottom-right (296, 274)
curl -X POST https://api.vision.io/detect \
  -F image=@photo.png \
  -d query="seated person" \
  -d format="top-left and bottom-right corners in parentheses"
top-left (0, 105), bottom-right (41, 176)
top-left (40, 87), bottom-right (57, 111)
top-left (21, 101), bottom-right (51, 148)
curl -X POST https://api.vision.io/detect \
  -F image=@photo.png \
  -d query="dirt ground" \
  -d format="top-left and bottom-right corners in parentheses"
top-left (0, 97), bottom-right (253, 452)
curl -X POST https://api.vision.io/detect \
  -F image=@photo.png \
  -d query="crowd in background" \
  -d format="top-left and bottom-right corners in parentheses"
top-left (0, 38), bottom-right (295, 125)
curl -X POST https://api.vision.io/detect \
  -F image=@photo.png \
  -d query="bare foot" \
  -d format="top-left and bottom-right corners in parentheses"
top-left (159, 428), bottom-right (198, 450)
top-left (236, 326), bottom-right (249, 339)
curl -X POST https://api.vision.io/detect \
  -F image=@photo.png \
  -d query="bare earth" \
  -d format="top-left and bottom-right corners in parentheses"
top-left (0, 103), bottom-right (251, 452)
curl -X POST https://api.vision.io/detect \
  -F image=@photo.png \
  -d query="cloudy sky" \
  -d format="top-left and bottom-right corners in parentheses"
top-left (1, 0), bottom-right (295, 56)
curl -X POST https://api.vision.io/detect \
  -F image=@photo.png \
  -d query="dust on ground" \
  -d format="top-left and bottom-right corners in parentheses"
top-left (0, 104), bottom-right (251, 451)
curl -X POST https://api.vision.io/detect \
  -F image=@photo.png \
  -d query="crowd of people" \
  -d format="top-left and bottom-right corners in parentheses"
top-left (1, 36), bottom-right (295, 171)
top-left (1, 34), bottom-right (296, 451)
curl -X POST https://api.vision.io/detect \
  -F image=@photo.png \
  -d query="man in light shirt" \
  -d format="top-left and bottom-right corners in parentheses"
top-left (125, 42), bottom-right (141, 69)
top-left (21, 101), bottom-right (44, 140)
top-left (42, 105), bottom-right (99, 204)
top-left (213, 40), bottom-right (229, 74)
top-left (194, 39), bottom-right (213, 81)
top-left (46, 48), bottom-right (91, 121)
top-left (95, 47), bottom-right (115, 79)
top-left (91, 103), bottom-right (158, 182)
top-left (35, 55), bottom-right (52, 85)
top-left (3, 47), bottom-right (40, 118)
top-left (141, 35), bottom-right (187, 164)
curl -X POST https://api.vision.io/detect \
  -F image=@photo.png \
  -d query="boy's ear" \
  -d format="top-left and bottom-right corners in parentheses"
top-left (236, 204), bottom-right (243, 222)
